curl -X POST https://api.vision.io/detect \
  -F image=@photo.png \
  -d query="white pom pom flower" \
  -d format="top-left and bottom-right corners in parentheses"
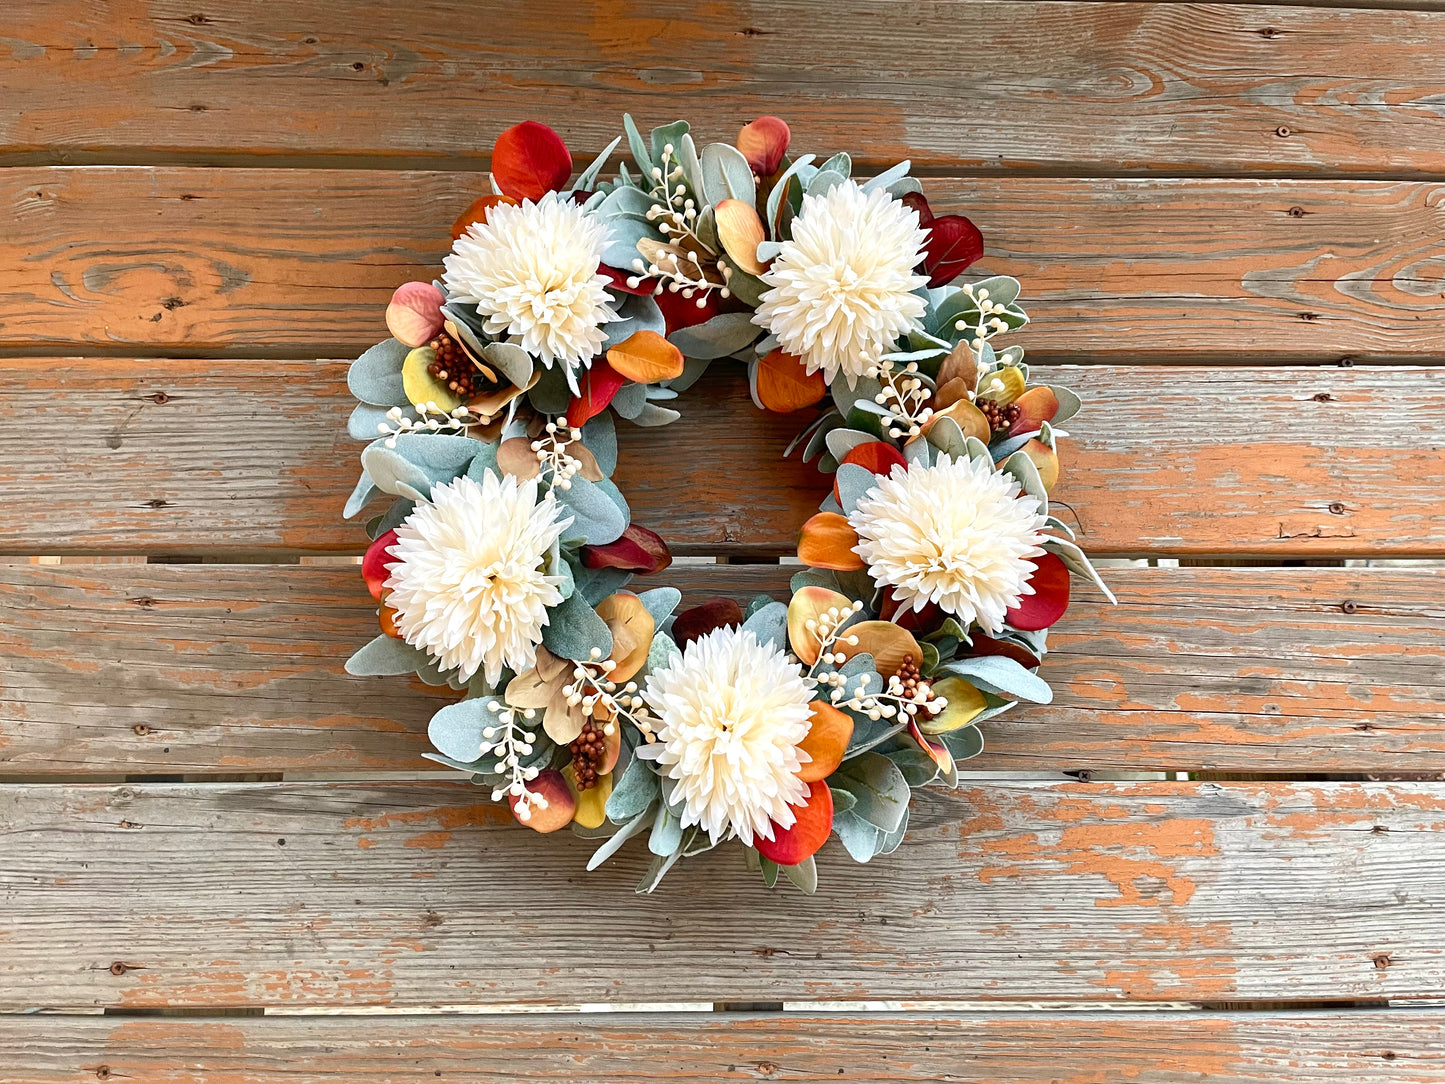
top-left (384, 472), bottom-right (573, 685)
top-left (640, 626), bottom-right (814, 846)
top-left (850, 454), bottom-right (1048, 633)
top-left (442, 193), bottom-right (617, 377)
top-left (754, 180), bottom-right (929, 388)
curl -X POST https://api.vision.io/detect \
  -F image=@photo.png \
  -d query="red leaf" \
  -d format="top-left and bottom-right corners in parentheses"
top-left (599, 264), bottom-right (658, 296)
top-left (671, 597), bottom-right (744, 646)
top-left (655, 285), bottom-right (720, 334)
top-left (565, 361), bottom-right (627, 428)
top-left (737, 116), bottom-right (791, 176)
top-left (755, 779), bottom-right (833, 866)
top-left (833, 441), bottom-right (907, 503)
top-left (879, 586), bottom-right (942, 636)
top-left (901, 191), bottom-right (935, 227)
top-left (921, 214), bottom-right (984, 288)
top-left (580, 524), bottom-right (674, 574)
top-left (1005, 552), bottom-right (1071, 631)
top-left (362, 529), bottom-right (400, 601)
top-left (491, 121), bottom-right (572, 202)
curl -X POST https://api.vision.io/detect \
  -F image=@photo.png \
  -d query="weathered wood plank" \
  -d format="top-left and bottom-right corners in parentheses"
top-left (2, 564), bottom-right (1442, 776)
top-left (7, 1010), bottom-right (1444, 1082)
top-left (3, 3), bottom-right (1444, 177)
top-left (4, 779), bottom-right (1445, 1007)
top-left (5, 168), bottom-right (1442, 358)
top-left (2, 361), bottom-right (1441, 557)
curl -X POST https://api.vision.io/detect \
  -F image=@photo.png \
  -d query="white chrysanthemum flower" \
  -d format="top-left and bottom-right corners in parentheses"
top-left (442, 193), bottom-right (617, 374)
top-left (754, 180), bottom-right (929, 387)
top-left (384, 472), bottom-right (573, 685)
top-left (640, 627), bottom-right (814, 846)
top-left (851, 454), bottom-right (1048, 633)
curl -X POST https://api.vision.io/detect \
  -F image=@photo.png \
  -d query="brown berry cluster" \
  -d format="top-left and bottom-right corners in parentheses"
top-left (569, 718), bottom-right (608, 791)
top-left (978, 399), bottom-right (1021, 434)
top-left (426, 331), bottom-right (484, 400)
top-left (894, 654), bottom-right (937, 710)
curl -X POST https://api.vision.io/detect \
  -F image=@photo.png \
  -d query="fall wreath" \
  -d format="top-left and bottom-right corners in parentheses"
top-left (343, 117), bottom-right (1112, 893)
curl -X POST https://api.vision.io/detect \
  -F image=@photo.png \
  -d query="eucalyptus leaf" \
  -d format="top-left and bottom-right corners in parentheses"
top-left (572, 135), bottom-right (622, 192)
top-left (829, 752), bottom-right (910, 833)
top-left (825, 427), bottom-right (878, 461)
top-left (603, 292), bottom-right (666, 349)
top-left (542, 589), bottom-right (614, 663)
top-left (699, 141), bottom-right (755, 206)
top-left (630, 402), bottom-right (682, 427)
top-left (1002, 448), bottom-right (1049, 506)
top-left (1049, 384), bottom-right (1083, 425)
top-left (366, 497), bottom-right (414, 538)
top-left (528, 364), bottom-right (572, 415)
top-left (765, 154), bottom-right (815, 238)
top-left (668, 312), bottom-right (761, 359)
top-left (782, 854), bottom-right (818, 895)
top-left (648, 801), bottom-right (683, 857)
top-left (649, 119), bottom-right (690, 167)
top-left (941, 725), bottom-right (985, 762)
top-left (833, 808), bottom-right (882, 863)
top-left (343, 469), bottom-right (379, 519)
top-left (834, 463), bottom-right (878, 516)
top-left (582, 411), bottom-right (618, 475)
top-left (666, 356), bottom-right (713, 393)
top-left (610, 381), bottom-right (647, 420)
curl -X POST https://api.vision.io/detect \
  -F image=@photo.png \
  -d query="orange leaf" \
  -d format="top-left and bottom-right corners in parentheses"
top-left (797, 512), bottom-right (865, 571)
top-left (715, 198), bottom-right (767, 275)
top-left (787, 585), bottom-right (854, 666)
top-left (797, 700), bottom-right (854, 782)
top-left (833, 441), bottom-right (905, 503)
top-left (605, 329), bottom-right (684, 384)
top-left (834, 620), bottom-right (922, 679)
top-left (450, 195), bottom-right (518, 241)
top-left (757, 349), bottom-right (825, 413)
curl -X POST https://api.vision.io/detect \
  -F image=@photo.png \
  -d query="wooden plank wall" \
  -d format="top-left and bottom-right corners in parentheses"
top-left (2, 2), bottom-right (1444, 1080)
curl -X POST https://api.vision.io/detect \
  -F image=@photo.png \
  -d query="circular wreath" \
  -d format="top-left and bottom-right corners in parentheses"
top-left (343, 116), bottom-right (1113, 893)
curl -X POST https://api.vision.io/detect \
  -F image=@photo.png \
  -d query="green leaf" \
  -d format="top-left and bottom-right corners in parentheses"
top-left (554, 475), bottom-right (626, 546)
top-left (638, 587), bottom-right (682, 627)
top-left (879, 806), bottom-right (910, 854)
top-left (832, 808), bottom-right (882, 862)
top-left (343, 468), bottom-right (379, 519)
top-left (941, 725), bottom-right (985, 762)
top-left (648, 801), bottom-right (683, 857)
top-left (586, 809), bottom-right (653, 871)
top-left (606, 757), bottom-right (661, 822)
top-left (834, 463), bottom-right (877, 516)
top-left (698, 141), bottom-right (755, 206)
top-left (760, 854), bottom-right (780, 888)
top-left (740, 600), bottom-right (788, 651)
top-left (604, 292), bottom-right (666, 349)
top-left (428, 697), bottom-right (495, 763)
top-left (782, 854), bottom-right (818, 895)
top-left (361, 434), bottom-right (482, 502)
top-left (348, 339), bottom-right (409, 406)
top-left (345, 634), bottom-right (427, 677)
top-left (610, 381), bottom-right (647, 420)
top-left (1044, 536), bottom-right (1118, 604)
top-left (1002, 448), bottom-right (1048, 506)
top-left (887, 745), bottom-right (941, 788)
top-left (582, 411), bottom-right (618, 475)
top-left (572, 135), bottom-right (622, 192)
top-left (668, 312), bottom-right (761, 360)
top-left (542, 590), bottom-right (614, 663)
top-left (631, 403), bottom-right (682, 427)
top-left (622, 113), bottom-right (654, 175)
top-left (940, 656), bottom-right (1053, 703)
top-left (348, 403), bottom-right (392, 441)
top-left (830, 752), bottom-right (910, 833)
top-left (1049, 384), bottom-right (1083, 425)
top-left (528, 363), bottom-right (572, 415)
top-left (649, 119), bottom-right (690, 167)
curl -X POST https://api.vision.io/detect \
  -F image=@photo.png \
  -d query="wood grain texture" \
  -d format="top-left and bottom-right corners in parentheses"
top-left (5, 168), bottom-right (1443, 358)
top-left (5, 779), bottom-right (1445, 1008)
top-left (7, 1010), bottom-right (1445, 1082)
top-left (2, 361), bottom-right (1441, 557)
top-left (3, 3), bottom-right (1445, 177)
top-left (2, 563), bottom-right (1443, 776)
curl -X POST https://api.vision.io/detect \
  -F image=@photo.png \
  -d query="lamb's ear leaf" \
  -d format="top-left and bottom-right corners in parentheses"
top-left (606, 758), bottom-right (661, 823)
top-left (542, 589), bottom-right (614, 664)
top-left (346, 634), bottom-right (426, 677)
top-left (939, 656), bottom-right (1053, 704)
top-left (834, 463), bottom-right (877, 516)
top-left (586, 808), bottom-right (653, 871)
top-left (343, 469), bottom-right (379, 519)
top-left (362, 434), bottom-right (482, 501)
top-left (348, 403), bottom-right (393, 441)
top-left (427, 697), bottom-right (493, 763)
top-left (348, 339), bottom-right (410, 406)
top-left (554, 474), bottom-right (626, 546)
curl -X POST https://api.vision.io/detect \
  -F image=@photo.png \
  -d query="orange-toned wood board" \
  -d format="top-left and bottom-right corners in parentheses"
top-left (7, 1011), bottom-right (1445, 1083)
top-left (2, 563), bottom-right (1442, 776)
top-left (5, 779), bottom-right (1445, 1008)
top-left (3, 168), bottom-right (1441, 360)
top-left (3, 3), bottom-right (1445, 177)
top-left (3, 361), bottom-right (1442, 557)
